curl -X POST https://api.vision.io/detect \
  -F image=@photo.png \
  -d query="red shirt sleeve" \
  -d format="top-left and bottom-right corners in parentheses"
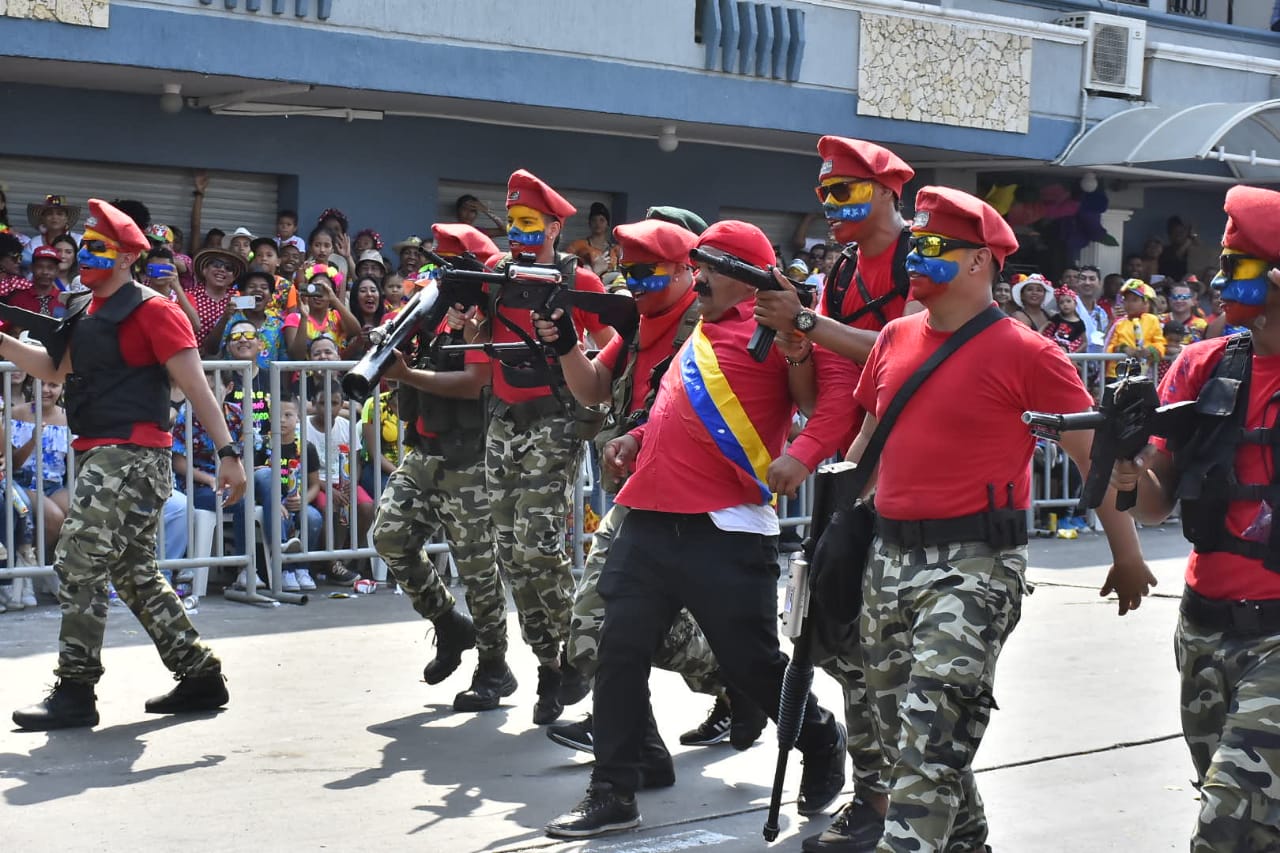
top-left (597, 334), bottom-right (624, 371)
top-left (570, 267), bottom-right (610, 335)
top-left (788, 345), bottom-right (861, 470)
top-left (117, 295), bottom-right (199, 367)
top-left (1017, 335), bottom-right (1095, 417)
top-left (853, 330), bottom-right (887, 415)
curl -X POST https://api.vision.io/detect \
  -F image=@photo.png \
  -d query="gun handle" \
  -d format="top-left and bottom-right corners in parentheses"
top-left (748, 325), bottom-right (774, 363)
top-left (1115, 487), bottom-right (1138, 512)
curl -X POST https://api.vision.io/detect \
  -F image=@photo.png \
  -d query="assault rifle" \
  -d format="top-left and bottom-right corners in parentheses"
top-left (1022, 358), bottom-right (1196, 512)
top-left (689, 246), bottom-right (815, 363)
top-left (0, 296), bottom-right (90, 365)
top-left (341, 252), bottom-right (489, 402)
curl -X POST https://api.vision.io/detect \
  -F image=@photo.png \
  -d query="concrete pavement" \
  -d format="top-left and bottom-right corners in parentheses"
top-left (0, 526), bottom-right (1199, 852)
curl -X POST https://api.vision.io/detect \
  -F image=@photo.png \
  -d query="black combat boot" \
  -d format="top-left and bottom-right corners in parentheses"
top-left (144, 672), bottom-right (229, 714)
top-left (12, 680), bottom-right (99, 731)
top-left (639, 706), bottom-right (675, 790)
top-left (422, 607), bottom-right (476, 685)
top-left (533, 663), bottom-right (564, 725)
top-left (453, 657), bottom-right (518, 712)
top-left (556, 649), bottom-right (590, 707)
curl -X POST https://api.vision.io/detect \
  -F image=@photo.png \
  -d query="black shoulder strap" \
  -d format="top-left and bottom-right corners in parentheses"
top-left (823, 246), bottom-right (856, 320)
top-left (844, 306), bottom-right (1006, 500)
top-left (838, 229), bottom-right (912, 328)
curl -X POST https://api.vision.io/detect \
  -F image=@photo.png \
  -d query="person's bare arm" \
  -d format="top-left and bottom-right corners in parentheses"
top-left (845, 412), bottom-right (880, 497)
top-left (532, 309), bottom-right (613, 404)
top-left (0, 333), bottom-right (69, 382)
top-left (384, 349), bottom-right (491, 400)
top-left (189, 172), bottom-right (208, 257)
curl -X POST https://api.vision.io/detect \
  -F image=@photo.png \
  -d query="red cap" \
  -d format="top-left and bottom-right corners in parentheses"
top-left (31, 245), bottom-right (60, 264)
top-left (82, 198), bottom-right (149, 254)
top-left (911, 186), bottom-right (1019, 268)
top-left (506, 169), bottom-right (576, 220)
top-left (817, 136), bottom-right (915, 197)
top-left (614, 220), bottom-right (698, 266)
top-left (432, 223), bottom-right (501, 266)
top-left (696, 220), bottom-right (774, 270)
top-left (1222, 185), bottom-right (1280, 261)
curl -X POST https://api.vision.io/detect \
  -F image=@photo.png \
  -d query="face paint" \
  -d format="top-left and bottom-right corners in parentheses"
top-left (1213, 251), bottom-right (1270, 310)
top-left (621, 262), bottom-right (672, 294)
top-left (507, 204), bottom-right (548, 249)
top-left (78, 231), bottom-right (120, 287)
top-left (818, 179), bottom-right (875, 223)
top-left (904, 252), bottom-right (960, 285)
top-left (903, 231), bottom-right (976, 302)
top-left (1222, 301), bottom-right (1266, 326)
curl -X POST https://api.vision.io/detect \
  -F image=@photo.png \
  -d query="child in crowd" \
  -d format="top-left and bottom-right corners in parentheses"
top-left (277, 395), bottom-right (323, 589)
top-left (276, 208), bottom-right (305, 254)
top-left (305, 379), bottom-right (373, 586)
top-left (1105, 278), bottom-right (1167, 378)
top-left (0, 395), bottom-right (38, 612)
top-left (382, 273), bottom-right (405, 309)
top-left (358, 387), bottom-right (402, 497)
top-left (11, 376), bottom-right (72, 563)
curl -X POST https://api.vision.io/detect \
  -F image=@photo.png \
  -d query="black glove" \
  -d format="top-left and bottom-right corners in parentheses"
top-left (537, 309), bottom-right (578, 357)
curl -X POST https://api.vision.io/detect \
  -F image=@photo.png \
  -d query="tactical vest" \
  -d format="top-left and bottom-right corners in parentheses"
top-left (64, 282), bottom-right (172, 439)
top-left (400, 329), bottom-right (487, 468)
top-left (822, 229), bottom-right (912, 328)
top-left (1174, 332), bottom-right (1280, 573)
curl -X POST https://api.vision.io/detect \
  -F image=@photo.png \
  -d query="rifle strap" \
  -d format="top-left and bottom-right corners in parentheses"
top-left (840, 305), bottom-right (1006, 507)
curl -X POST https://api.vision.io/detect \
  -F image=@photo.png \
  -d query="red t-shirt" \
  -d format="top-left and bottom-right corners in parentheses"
top-left (1155, 337), bottom-right (1280, 601)
top-left (72, 291), bottom-right (198, 451)
top-left (854, 310), bottom-right (1093, 520)
top-left (618, 301), bottom-right (795, 513)
top-left (490, 266), bottom-right (610, 405)
top-left (596, 287), bottom-right (697, 416)
top-left (822, 241), bottom-right (907, 331)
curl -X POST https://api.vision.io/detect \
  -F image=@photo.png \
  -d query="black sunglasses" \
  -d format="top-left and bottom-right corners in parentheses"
top-left (207, 259), bottom-right (234, 271)
top-left (82, 240), bottom-right (114, 254)
top-left (619, 262), bottom-right (658, 281)
top-left (908, 235), bottom-right (985, 258)
top-left (814, 181), bottom-right (865, 204)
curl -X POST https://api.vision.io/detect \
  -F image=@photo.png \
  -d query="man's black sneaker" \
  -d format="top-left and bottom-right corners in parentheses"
top-left (727, 684), bottom-right (768, 750)
top-left (144, 672), bottom-right (229, 715)
top-left (557, 652), bottom-right (591, 707)
top-left (422, 607), bottom-right (476, 685)
top-left (453, 658), bottom-right (517, 712)
top-left (12, 680), bottom-right (99, 730)
top-left (545, 784), bottom-right (641, 839)
top-left (532, 664), bottom-right (564, 725)
top-left (548, 714), bottom-right (594, 753)
top-left (678, 695), bottom-right (731, 746)
top-left (797, 721), bottom-right (846, 816)
top-left (801, 796), bottom-right (885, 852)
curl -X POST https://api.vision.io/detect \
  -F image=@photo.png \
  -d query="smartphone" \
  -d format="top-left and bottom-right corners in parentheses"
top-left (147, 263), bottom-right (176, 278)
top-left (231, 295), bottom-right (257, 309)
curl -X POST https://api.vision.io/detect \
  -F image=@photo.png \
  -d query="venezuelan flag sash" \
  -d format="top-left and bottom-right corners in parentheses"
top-left (679, 322), bottom-right (773, 503)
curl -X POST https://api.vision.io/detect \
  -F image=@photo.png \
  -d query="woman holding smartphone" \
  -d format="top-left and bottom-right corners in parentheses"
top-left (201, 267), bottom-right (285, 364)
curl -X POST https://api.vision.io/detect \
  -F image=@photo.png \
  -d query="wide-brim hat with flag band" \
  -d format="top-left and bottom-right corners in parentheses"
top-left (193, 247), bottom-right (248, 281)
top-left (615, 219), bottom-right (698, 265)
top-left (1222, 185), bottom-right (1280, 262)
top-left (911, 186), bottom-right (1018, 269)
top-left (28, 194), bottom-right (81, 231)
top-left (506, 170), bottom-right (576, 221)
top-left (83, 198), bottom-right (149, 254)
top-left (816, 136), bottom-right (915, 198)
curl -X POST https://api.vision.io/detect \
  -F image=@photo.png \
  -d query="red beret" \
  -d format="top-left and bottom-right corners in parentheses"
top-left (1222, 185), bottom-right (1280, 261)
top-left (696, 220), bottom-right (775, 270)
top-left (911, 186), bottom-right (1019, 268)
top-left (614, 220), bottom-right (698, 266)
top-left (817, 136), bottom-right (915, 198)
top-left (432, 223), bottom-right (501, 266)
top-left (506, 170), bottom-right (576, 221)
top-left (82, 198), bottom-right (149, 254)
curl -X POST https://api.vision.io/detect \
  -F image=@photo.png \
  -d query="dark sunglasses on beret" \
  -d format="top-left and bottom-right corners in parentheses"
top-left (908, 235), bottom-right (985, 258)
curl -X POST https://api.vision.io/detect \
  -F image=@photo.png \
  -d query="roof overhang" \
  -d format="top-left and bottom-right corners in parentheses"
top-left (1058, 100), bottom-right (1280, 184)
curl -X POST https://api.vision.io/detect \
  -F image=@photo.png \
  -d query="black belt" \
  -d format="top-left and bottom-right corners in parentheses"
top-left (1181, 587), bottom-right (1280, 636)
top-left (877, 510), bottom-right (1027, 550)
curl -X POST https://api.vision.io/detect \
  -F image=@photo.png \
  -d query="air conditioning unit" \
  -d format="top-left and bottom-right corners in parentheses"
top-left (1056, 12), bottom-right (1147, 97)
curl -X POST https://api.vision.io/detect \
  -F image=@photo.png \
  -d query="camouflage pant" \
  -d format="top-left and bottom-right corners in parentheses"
top-left (486, 408), bottom-right (578, 665)
top-left (1178, 611), bottom-right (1280, 852)
top-left (861, 538), bottom-right (1027, 853)
top-left (568, 502), bottom-right (722, 695)
top-left (371, 450), bottom-right (506, 657)
top-left (811, 613), bottom-right (890, 793)
top-left (54, 446), bottom-right (220, 684)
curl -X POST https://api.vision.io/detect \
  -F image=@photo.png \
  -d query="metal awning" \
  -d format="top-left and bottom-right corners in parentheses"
top-left (1058, 100), bottom-right (1280, 184)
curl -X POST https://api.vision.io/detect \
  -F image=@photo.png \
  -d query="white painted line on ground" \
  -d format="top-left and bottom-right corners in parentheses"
top-left (593, 829), bottom-right (736, 852)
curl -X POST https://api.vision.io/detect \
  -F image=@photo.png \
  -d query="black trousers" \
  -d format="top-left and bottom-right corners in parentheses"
top-left (592, 509), bottom-right (836, 794)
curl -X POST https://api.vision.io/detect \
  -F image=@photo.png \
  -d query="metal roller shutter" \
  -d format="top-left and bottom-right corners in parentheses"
top-left (719, 206), bottom-right (830, 263)
top-left (438, 180), bottom-right (616, 246)
top-left (0, 155), bottom-right (278, 247)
